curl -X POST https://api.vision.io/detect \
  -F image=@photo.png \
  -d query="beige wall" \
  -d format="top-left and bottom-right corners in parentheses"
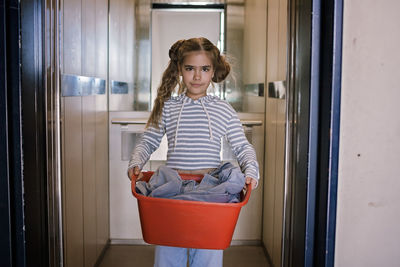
top-left (335, 1), bottom-right (400, 266)
top-left (263, 0), bottom-right (287, 266)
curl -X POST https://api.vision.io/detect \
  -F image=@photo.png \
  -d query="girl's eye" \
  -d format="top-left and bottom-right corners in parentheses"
top-left (202, 67), bottom-right (210, 72)
top-left (185, 67), bottom-right (193, 71)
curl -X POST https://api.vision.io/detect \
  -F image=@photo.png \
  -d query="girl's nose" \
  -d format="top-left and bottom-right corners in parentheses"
top-left (193, 70), bottom-right (201, 80)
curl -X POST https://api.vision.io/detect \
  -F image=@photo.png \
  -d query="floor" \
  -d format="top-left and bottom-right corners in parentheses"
top-left (98, 245), bottom-right (271, 267)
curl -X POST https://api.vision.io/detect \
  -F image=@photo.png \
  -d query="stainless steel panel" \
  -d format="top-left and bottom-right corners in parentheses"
top-left (111, 118), bottom-right (147, 124)
top-left (241, 120), bottom-right (262, 127)
top-left (111, 80), bottom-right (131, 94)
top-left (63, 0), bottom-right (81, 75)
top-left (95, 103), bottom-right (109, 259)
top-left (82, 94), bottom-right (97, 267)
top-left (61, 74), bottom-right (106, 96)
top-left (62, 0), bottom-right (84, 264)
top-left (109, 0), bottom-right (143, 111)
top-left (121, 132), bottom-right (144, 161)
top-left (134, 0), bottom-right (151, 111)
top-left (244, 83), bottom-right (265, 97)
top-left (268, 80), bottom-right (286, 99)
top-left (63, 97), bottom-right (84, 267)
top-left (225, 1), bottom-right (244, 111)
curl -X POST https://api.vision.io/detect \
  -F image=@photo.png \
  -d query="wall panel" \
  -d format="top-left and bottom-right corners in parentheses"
top-left (62, 0), bottom-right (83, 265)
top-left (63, 97), bottom-right (84, 266)
top-left (82, 95), bottom-right (97, 267)
top-left (263, 0), bottom-right (287, 266)
top-left (95, 0), bottom-right (109, 258)
top-left (62, 0), bottom-right (109, 265)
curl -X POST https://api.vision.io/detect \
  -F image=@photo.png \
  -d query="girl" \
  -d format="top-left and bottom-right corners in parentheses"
top-left (128, 37), bottom-right (259, 267)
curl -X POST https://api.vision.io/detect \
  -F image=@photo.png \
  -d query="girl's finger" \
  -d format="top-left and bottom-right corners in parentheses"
top-left (251, 179), bottom-right (257, 189)
top-left (134, 166), bottom-right (140, 175)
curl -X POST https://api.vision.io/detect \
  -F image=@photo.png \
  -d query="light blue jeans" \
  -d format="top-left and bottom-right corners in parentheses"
top-left (154, 245), bottom-right (223, 267)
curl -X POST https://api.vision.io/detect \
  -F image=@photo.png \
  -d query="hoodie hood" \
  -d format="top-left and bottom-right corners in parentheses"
top-left (171, 93), bottom-right (220, 105)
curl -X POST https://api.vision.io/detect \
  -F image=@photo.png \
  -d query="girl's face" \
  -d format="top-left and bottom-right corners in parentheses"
top-left (180, 51), bottom-right (214, 100)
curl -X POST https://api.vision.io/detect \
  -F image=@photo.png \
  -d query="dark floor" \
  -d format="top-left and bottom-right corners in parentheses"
top-left (98, 245), bottom-right (271, 267)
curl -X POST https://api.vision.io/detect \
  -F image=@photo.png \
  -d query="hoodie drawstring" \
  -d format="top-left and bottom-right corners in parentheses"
top-left (200, 98), bottom-right (213, 141)
top-left (173, 97), bottom-right (213, 151)
top-left (174, 101), bottom-right (185, 150)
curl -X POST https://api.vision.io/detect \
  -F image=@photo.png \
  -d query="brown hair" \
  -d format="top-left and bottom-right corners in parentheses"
top-left (146, 37), bottom-right (231, 128)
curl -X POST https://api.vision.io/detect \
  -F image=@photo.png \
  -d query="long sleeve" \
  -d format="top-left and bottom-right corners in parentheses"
top-left (226, 112), bottom-right (260, 184)
top-left (128, 110), bottom-right (166, 171)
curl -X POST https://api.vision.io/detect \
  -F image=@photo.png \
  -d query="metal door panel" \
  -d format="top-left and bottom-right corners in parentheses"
top-left (63, 96), bottom-right (84, 266)
top-left (82, 94), bottom-right (97, 267)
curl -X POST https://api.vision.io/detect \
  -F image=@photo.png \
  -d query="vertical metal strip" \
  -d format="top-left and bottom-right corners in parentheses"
top-left (0, 1), bottom-right (15, 265)
top-left (282, 0), bottom-right (296, 265)
top-left (325, 0), bottom-right (343, 266)
top-left (56, 0), bottom-right (64, 264)
top-left (45, 0), bottom-right (64, 265)
top-left (304, 0), bottom-right (321, 266)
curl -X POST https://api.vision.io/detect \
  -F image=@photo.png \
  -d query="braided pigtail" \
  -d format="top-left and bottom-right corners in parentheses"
top-left (146, 40), bottom-right (185, 128)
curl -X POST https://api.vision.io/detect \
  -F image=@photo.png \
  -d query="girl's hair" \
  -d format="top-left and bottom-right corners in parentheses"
top-left (146, 37), bottom-right (231, 128)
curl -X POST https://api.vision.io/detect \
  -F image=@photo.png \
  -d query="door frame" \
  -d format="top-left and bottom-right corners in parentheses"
top-left (282, 0), bottom-right (343, 266)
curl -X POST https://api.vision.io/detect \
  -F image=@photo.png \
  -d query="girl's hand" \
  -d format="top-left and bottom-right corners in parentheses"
top-left (128, 166), bottom-right (143, 181)
top-left (245, 177), bottom-right (257, 190)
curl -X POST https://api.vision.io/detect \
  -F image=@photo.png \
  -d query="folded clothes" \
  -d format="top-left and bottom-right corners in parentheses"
top-left (135, 162), bottom-right (245, 203)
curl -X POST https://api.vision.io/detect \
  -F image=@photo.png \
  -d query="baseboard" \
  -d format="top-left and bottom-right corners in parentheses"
top-left (94, 239), bottom-right (111, 267)
top-left (110, 239), bottom-right (149, 245)
top-left (261, 241), bottom-right (274, 267)
top-left (230, 240), bottom-right (262, 246)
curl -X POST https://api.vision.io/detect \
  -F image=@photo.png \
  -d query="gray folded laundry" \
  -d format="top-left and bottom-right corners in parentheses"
top-left (135, 162), bottom-right (245, 203)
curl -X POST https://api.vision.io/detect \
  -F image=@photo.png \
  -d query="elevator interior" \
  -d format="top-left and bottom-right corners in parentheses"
top-left (60, 0), bottom-right (287, 266)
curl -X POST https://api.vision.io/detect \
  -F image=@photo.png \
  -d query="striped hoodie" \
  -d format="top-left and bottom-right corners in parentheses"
top-left (128, 94), bottom-right (259, 182)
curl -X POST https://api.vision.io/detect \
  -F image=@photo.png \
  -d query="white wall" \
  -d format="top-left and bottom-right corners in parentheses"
top-left (335, 1), bottom-right (400, 266)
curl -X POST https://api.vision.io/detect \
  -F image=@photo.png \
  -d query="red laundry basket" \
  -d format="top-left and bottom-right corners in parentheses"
top-left (131, 171), bottom-right (252, 250)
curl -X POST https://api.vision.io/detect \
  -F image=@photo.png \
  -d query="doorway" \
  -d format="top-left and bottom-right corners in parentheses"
top-left (10, 0), bottom-right (343, 266)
